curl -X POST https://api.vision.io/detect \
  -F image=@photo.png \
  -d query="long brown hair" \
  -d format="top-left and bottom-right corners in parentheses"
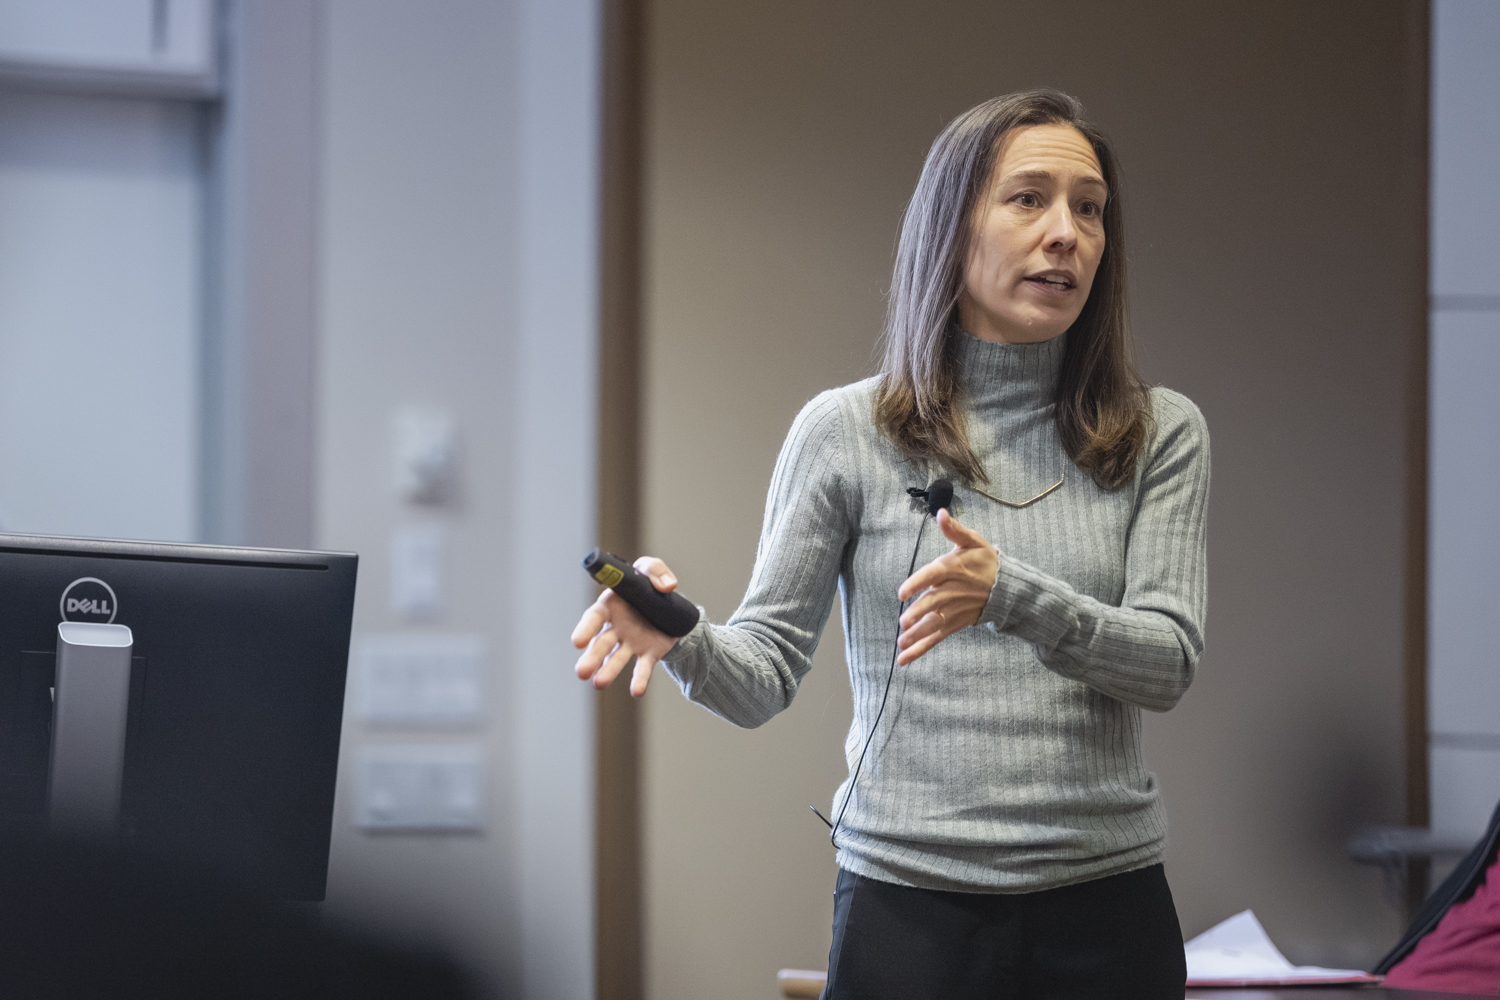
top-left (873, 89), bottom-right (1151, 489)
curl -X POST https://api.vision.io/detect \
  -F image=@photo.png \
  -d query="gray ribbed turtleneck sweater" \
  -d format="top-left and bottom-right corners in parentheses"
top-left (661, 330), bottom-right (1210, 893)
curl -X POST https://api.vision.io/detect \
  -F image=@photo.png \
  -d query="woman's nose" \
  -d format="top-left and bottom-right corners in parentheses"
top-left (1044, 204), bottom-right (1079, 251)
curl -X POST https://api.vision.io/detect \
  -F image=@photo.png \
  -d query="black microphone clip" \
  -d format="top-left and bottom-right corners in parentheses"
top-left (907, 478), bottom-right (954, 517)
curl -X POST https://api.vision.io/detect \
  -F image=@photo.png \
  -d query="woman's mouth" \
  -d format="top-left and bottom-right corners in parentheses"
top-left (1024, 275), bottom-right (1075, 291)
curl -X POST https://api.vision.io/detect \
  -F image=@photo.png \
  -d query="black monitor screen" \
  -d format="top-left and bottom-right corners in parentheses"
top-left (0, 534), bottom-right (357, 901)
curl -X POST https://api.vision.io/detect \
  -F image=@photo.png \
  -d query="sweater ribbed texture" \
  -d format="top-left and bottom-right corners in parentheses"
top-left (662, 330), bottom-right (1210, 892)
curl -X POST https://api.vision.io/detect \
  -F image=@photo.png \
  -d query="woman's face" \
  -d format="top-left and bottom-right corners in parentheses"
top-left (958, 123), bottom-right (1108, 345)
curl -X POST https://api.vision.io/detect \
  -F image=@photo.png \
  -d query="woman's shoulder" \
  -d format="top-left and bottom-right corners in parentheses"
top-left (770, 378), bottom-right (886, 507)
top-left (791, 375), bottom-right (884, 434)
top-left (1148, 386), bottom-right (1208, 440)
top-left (1141, 386), bottom-right (1209, 475)
top-left (778, 378), bottom-right (892, 494)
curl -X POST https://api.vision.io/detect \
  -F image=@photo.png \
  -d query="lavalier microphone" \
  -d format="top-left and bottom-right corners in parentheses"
top-left (582, 549), bottom-right (700, 638)
top-left (906, 477), bottom-right (954, 516)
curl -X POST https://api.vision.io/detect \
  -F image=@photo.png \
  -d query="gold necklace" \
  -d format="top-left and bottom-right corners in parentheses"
top-left (968, 475), bottom-right (1064, 509)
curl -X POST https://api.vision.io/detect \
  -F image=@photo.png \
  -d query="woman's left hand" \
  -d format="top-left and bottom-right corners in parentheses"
top-left (896, 508), bottom-right (999, 665)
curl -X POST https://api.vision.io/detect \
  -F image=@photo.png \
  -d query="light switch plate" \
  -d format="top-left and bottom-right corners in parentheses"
top-left (391, 523), bottom-right (444, 618)
top-left (356, 633), bottom-right (486, 726)
top-left (353, 744), bottom-right (485, 831)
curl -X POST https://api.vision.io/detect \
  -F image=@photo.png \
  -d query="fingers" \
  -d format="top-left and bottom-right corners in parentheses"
top-left (936, 508), bottom-right (988, 549)
top-left (633, 556), bottom-right (678, 592)
top-left (891, 515), bottom-right (1000, 664)
top-left (573, 588), bottom-right (673, 693)
top-left (898, 561), bottom-right (936, 602)
top-left (897, 619), bottom-right (949, 665)
top-left (901, 513), bottom-right (999, 601)
top-left (630, 654), bottom-right (656, 698)
top-left (898, 589), bottom-right (946, 632)
top-left (574, 625), bottom-right (653, 695)
top-left (898, 608), bottom-right (948, 648)
top-left (571, 594), bottom-right (610, 648)
top-left (898, 584), bottom-right (957, 658)
top-left (899, 558), bottom-right (952, 602)
top-left (574, 621), bottom-right (616, 681)
top-left (592, 635), bottom-right (636, 690)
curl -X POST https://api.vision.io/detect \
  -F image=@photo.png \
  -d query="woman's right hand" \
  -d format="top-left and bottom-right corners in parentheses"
top-left (570, 556), bottom-right (681, 697)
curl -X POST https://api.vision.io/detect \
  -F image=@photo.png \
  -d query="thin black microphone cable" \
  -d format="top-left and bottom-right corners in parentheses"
top-left (812, 479), bottom-right (952, 848)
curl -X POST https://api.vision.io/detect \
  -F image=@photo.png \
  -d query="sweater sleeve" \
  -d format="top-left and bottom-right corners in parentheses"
top-left (658, 391), bottom-right (853, 728)
top-left (978, 390), bottom-right (1209, 711)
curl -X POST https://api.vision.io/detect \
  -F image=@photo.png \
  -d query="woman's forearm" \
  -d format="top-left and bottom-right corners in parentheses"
top-left (981, 552), bottom-right (1203, 711)
top-left (657, 390), bottom-right (853, 728)
top-left (658, 591), bottom-right (841, 728)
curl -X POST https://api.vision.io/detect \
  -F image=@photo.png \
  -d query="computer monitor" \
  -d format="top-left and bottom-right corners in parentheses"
top-left (0, 533), bottom-right (357, 901)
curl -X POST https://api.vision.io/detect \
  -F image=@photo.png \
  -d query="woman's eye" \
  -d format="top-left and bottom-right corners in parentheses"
top-left (1078, 201), bottom-right (1100, 217)
top-left (1013, 192), bottom-right (1039, 208)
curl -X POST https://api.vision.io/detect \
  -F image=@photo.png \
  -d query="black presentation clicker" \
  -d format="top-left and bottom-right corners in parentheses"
top-left (582, 549), bottom-right (699, 638)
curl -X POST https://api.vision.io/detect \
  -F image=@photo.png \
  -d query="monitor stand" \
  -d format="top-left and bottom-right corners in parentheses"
top-left (48, 623), bottom-right (134, 839)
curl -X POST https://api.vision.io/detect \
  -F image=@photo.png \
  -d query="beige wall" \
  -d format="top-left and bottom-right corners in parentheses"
top-left (638, 1), bottom-right (1426, 996)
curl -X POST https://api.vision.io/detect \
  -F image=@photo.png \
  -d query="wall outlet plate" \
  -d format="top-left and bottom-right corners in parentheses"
top-left (355, 633), bottom-right (486, 727)
top-left (353, 743), bottom-right (485, 831)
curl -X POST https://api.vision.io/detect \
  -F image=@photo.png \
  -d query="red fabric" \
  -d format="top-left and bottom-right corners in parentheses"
top-left (1384, 851), bottom-right (1500, 996)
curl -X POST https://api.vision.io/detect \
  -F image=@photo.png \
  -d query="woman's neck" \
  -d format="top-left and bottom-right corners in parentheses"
top-left (951, 326), bottom-right (1065, 413)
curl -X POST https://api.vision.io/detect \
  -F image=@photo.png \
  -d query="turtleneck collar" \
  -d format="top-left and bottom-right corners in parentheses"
top-left (951, 327), bottom-right (1066, 413)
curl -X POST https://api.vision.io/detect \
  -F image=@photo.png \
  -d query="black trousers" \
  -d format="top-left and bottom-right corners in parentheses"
top-left (823, 864), bottom-right (1186, 1000)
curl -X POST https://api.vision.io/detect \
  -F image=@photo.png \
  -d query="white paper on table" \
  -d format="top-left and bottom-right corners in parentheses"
top-left (1184, 910), bottom-right (1380, 985)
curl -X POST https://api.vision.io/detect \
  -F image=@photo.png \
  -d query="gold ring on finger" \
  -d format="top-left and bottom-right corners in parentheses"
top-left (938, 611), bottom-right (947, 624)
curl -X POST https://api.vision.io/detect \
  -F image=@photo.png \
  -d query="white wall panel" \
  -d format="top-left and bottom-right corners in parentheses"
top-left (316, 1), bottom-right (523, 992)
top-left (1431, 0), bottom-right (1500, 298)
top-left (199, 0), bottom-right (318, 549)
top-left (1429, 0), bottom-right (1500, 844)
top-left (1428, 311), bottom-right (1500, 739)
top-left (316, 1), bottom-right (600, 996)
top-left (1430, 744), bottom-right (1500, 839)
top-left (513, 0), bottom-right (600, 997)
top-left (0, 89), bottom-right (200, 542)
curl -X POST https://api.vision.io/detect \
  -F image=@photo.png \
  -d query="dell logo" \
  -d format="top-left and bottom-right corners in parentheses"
top-left (60, 577), bottom-right (118, 624)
